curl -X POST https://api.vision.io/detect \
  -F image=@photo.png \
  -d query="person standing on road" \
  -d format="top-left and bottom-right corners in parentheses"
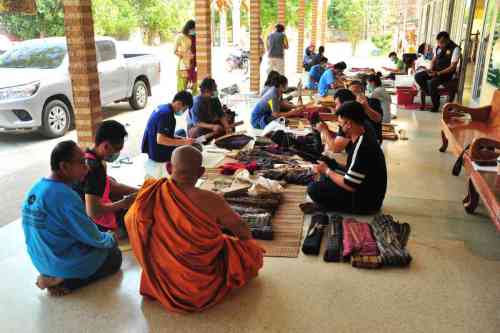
top-left (75, 120), bottom-right (138, 236)
top-left (141, 91), bottom-right (195, 180)
top-left (174, 20), bottom-right (198, 94)
top-left (266, 24), bottom-right (288, 75)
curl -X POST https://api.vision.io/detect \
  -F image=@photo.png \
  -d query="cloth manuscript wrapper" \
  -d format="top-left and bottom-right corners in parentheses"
top-left (125, 178), bottom-right (264, 313)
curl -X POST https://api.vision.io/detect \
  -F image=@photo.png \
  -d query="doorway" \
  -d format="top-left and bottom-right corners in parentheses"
top-left (460, 0), bottom-right (487, 104)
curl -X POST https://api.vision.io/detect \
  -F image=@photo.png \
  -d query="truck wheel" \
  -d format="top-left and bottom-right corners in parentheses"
top-left (40, 99), bottom-right (71, 138)
top-left (129, 80), bottom-right (148, 110)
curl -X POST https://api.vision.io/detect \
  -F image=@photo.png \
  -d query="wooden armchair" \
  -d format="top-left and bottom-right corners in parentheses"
top-left (439, 89), bottom-right (500, 153)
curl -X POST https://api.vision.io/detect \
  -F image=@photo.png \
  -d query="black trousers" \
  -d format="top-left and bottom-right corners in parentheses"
top-left (307, 176), bottom-right (355, 213)
top-left (414, 71), bottom-right (454, 110)
top-left (63, 246), bottom-right (122, 291)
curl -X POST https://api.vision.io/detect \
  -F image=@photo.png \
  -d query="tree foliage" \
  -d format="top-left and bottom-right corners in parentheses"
top-left (0, 0), bottom-right (64, 39)
top-left (92, 0), bottom-right (137, 40)
top-left (371, 33), bottom-right (393, 53)
top-left (0, 0), bottom-right (372, 50)
top-left (329, 0), bottom-right (387, 54)
top-left (333, 0), bottom-right (365, 53)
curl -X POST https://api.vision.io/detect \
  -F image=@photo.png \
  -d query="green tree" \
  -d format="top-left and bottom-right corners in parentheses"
top-left (0, 0), bottom-right (64, 39)
top-left (335, 0), bottom-right (365, 54)
top-left (371, 33), bottom-right (393, 54)
top-left (92, 0), bottom-right (138, 40)
top-left (133, 0), bottom-right (193, 44)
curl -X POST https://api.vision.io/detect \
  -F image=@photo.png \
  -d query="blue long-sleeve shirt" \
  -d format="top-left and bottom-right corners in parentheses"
top-left (22, 178), bottom-right (116, 279)
top-left (318, 69), bottom-right (336, 97)
top-left (306, 64), bottom-right (326, 90)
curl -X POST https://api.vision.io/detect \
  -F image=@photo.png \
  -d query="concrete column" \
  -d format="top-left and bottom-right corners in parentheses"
top-left (62, 0), bottom-right (101, 148)
top-left (278, 0), bottom-right (286, 26)
top-left (250, 0), bottom-right (261, 92)
top-left (195, 0), bottom-right (212, 83)
top-left (320, 0), bottom-right (328, 46)
top-left (296, 0), bottom-right (305, 73)
top-left (311, 0), bottom-right (319, 46)
top-left (232, 0), bottom-right (241, 46)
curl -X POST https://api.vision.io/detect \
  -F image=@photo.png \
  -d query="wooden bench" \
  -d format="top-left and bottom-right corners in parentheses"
top-left (440, 89), bottom-right (500, 230)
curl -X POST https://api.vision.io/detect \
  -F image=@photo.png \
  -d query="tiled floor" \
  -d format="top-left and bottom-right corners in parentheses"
top-left (1, 108), bottom-right (500, 333)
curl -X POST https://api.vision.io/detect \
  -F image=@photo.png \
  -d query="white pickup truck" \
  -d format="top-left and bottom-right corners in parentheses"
top-left (0, 37), bottom-right (161, 137)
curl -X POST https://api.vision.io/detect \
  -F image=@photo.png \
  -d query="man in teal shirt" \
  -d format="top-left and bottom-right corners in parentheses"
top-left (22, 140), bottom-right (122, 296)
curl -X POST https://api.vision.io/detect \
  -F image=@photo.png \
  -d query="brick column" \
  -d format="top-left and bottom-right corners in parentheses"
top-left (63, 0), bottom-right (101, 148)
top-left (296, 0), bottom-right (305, 73)
top-left (278, 0), bottom-right (286, 26)
top-left (195, 0), bottom-right (212, 84)
top-left (250, 0), bottom-right (261, 92)
top-left (311, 0), bottom-right (319, 46)
top-left (320, 0), bottom-right (328, 46)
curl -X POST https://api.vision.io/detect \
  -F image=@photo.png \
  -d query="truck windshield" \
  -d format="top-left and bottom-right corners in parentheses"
top-left (0, 40), bottom-right (67, 69)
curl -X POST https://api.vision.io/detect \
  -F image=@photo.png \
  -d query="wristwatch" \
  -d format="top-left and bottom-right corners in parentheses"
top-left (325, 168), bottom-right (332, 177)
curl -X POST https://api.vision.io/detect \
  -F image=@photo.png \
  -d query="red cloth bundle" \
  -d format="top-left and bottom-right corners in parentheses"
top-left (219, 161), bottom-right (258, 175)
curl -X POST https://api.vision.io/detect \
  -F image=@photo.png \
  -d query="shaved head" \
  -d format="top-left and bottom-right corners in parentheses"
top-left (171, 145), bottom-right (204, 185)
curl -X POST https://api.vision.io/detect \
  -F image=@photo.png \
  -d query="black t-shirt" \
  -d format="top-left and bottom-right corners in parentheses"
top-left (141, 104), bottom-right (176, 163)
top-left (344, 133), bottom-right (387, 212)
top-left (74, 149), bottom-right (107, 201)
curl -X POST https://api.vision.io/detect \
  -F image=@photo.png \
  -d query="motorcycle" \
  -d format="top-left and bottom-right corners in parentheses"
top-left (225, 48), bottom-right (249, 74)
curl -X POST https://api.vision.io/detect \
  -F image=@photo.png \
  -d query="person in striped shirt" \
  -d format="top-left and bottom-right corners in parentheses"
top-left (306, 101), bottom-right (387, 213)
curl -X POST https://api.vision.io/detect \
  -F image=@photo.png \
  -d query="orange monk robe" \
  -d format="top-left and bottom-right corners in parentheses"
top-left (125, 178), bottom-right (264, 313)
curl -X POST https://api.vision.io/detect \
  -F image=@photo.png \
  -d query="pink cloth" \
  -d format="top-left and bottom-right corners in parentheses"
top-left (342, 219), bottom-right (379, 257)
top-left (84, 152), bottom-right (117, 230)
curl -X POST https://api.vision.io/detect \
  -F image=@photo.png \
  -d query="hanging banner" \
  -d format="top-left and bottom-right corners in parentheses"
top-left (0, 0), bottom-right (37, 14)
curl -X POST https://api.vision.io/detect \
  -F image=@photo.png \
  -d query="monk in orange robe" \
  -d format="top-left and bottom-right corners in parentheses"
top-left (125, 145), bottom-right (264, 313)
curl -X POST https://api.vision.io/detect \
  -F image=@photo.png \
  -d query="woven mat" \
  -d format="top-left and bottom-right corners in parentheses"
top-left (204, 169), bottom-right (306, 258)
top-left (262, 185), bottom-right (306, 257)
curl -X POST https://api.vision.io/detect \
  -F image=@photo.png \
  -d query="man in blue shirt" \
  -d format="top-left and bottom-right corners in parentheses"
top-left (318, 61), bottom-right (347, 97)
top-left (306, 57), bottom-right (328, 90)
top-left (22, 140), bottom-right (121, 296)
top-left (251, 75), bottom-right (303, 129)
top-left (187, 78), bottom-right (231, 139)
top-left (142, 91), bottom-right (195, 179)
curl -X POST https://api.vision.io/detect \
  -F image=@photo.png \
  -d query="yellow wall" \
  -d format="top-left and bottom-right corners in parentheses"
top-left (480, 0), bottom-right (500, 105)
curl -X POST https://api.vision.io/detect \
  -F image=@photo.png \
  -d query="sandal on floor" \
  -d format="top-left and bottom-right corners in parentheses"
top-left (299, 202), bottom-right (321, 215)
top-left (118, 157), bottom-right (133, 165)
